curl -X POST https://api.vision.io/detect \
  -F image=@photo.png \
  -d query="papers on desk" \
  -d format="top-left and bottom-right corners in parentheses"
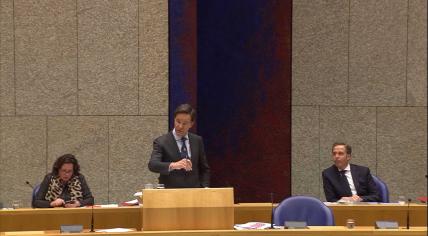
top-left (97, 204), bottom-right (119, 208)
top-left (324, 201), bottom-right (380, 205)
top-left (121, 199), bottom-right (139, 206)
top-left (234, 222), bottom-right (273, 230)
top-left (96, 228), bottom-right (134, 233)
top-left (3, 231), bottom-right (46, 235)
top-left (325, 202), bottom-right (341, 205)
top-left (417, 196), bottom-right (427, 203)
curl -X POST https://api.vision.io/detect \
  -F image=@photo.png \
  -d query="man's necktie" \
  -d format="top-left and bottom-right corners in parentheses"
top-left (180, 137), bottom-right (189, 159)
top-left (340, 170), bottom-right (352, 196)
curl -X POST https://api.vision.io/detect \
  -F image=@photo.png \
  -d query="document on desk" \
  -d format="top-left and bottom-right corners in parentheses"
top-left (96, 228), bottom-right (134, 232)
top-left (98, 204), bottom-right (119, 208)
top-left (121, 199), bottom-right (139, 206)
top-left (234, 222), bottom-right (272, 230)
top-left (324, 201), bottom-right (380, 205)
top-left (4, 231), bottom-right (45, 235)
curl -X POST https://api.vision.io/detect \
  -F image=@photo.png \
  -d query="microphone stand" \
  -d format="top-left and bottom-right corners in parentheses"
top-left (406, 199), bottom-right (411, 229)
top-left (270, 193), bottom-right (274, 229)
top-left (90, 205), bottom-right (95, 232)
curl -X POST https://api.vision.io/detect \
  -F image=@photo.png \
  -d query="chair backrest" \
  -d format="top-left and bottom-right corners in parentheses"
top-left (31, 184), bottom-right (40, 208)
top-left (273, 196), bottom-right (335, 226)
top-left (371, 175), bottom-right (389, 203)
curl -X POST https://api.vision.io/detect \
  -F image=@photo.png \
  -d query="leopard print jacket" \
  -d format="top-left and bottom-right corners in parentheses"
top-left (45, 175), bottom-right (83, 202)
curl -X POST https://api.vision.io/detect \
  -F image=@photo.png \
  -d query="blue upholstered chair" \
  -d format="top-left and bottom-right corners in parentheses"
top-left (371, 175), bottom-right (389, 203)
top-left (31, 184), bottom-right (40, 208)
top-left (273, 196), bottom-right (335, 226)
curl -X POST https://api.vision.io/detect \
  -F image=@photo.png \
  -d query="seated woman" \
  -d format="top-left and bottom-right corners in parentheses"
top-left (33, 154), bottom-right (94, 208)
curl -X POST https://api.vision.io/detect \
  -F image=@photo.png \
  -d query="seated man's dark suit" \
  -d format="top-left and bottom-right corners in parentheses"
top-left (148, 132), bottom-right (210, 188)
top-left (322, 164), bottom-right (380, 202)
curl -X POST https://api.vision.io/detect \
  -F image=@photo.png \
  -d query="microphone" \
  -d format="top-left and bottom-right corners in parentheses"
top-left (90, 204), bottom-right (95, 232)
top-left (406, 198), bottom-right (411, 229)
top-left (270, 192), bottom-right (274, 229)
top-left (25, 181), bottom-right (34, 189)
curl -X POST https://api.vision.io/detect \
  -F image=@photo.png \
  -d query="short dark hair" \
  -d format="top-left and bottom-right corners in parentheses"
top-left (332, 142), bottom-right (352, 155)
top-left (174, 104), bottom-right (196, 121)
top-left (52, 154), bottom-right (80, 176)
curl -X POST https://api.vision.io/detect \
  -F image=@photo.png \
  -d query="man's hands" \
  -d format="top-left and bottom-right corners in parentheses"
top-left (170, 159), bottom-right (192, 171)
top-left (341, 195), bottom-right (362, 202)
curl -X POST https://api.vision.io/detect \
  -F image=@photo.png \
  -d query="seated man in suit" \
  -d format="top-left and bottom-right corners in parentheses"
top-left (148, 104), bottom-right (210, 188)
top-left (322, 143), bottom-right (380, 202)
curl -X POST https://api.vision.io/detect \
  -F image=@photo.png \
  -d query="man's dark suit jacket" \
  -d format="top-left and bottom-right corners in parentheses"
top-left (322, 164), bottom-right (380, 202)
top-left (148, 132), bottom-right (210, 188)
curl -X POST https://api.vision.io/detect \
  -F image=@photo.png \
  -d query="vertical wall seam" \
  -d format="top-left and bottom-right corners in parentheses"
top-left (0, 0), bottom-right (2, 115)
top-left (347, 0), bottom-right (351, 105)
top-left (375, 107), bottom-right (378, 175)
top-left (137, 0), bottom-right (140, 115)
top-left (318, 105), bottom-right (321, 198)
top-left (76, 0), bottom-right (79, 115)
top-left (166, 0), bottom-right (169, 123)
top-left (12, 0), bottom-right (16, 115)
top-left (107, 117), bottom-right (110, 203)
top-left (45, 116), bottom-right (48, 174)
top-left (405, 0), bottom-right (409, 105)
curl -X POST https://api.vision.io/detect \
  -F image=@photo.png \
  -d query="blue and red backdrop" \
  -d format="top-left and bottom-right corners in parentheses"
top-left (169, 0), bottom-right (291, 202)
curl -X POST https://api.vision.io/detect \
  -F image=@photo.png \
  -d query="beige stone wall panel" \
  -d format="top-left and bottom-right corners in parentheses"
top-left (407, 0), bottom-right (427, 106)
top-left (349, 0), bottom-right (407, 106)
top-left (292, 0), bottom-right (348, 106)
top-left (14, 0), bottom-right (78, 115)
top-left (0, 0), bottom-right (15, 115)
top-left (108, 116), bottom-right (167, 203)
top-left (377, 107), bottom-right (427, 201)
top-left (0, 116), bottom-right (46, 207)
top-left (139, 0), bottom-right (168, 115)
top-left (78, 0), bottom-right (138, 115)
top-left (292, 106), bottom-right (320, 198)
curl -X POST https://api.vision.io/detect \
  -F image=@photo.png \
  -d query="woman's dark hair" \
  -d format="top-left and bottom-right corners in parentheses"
top-left (52, 154), bottom-right (80, 176)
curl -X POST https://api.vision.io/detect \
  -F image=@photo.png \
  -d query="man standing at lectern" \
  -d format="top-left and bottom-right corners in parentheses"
top-left (322, 142), bottom-right (380, 202)
top-left (148, 104), bottom-right (210, 188)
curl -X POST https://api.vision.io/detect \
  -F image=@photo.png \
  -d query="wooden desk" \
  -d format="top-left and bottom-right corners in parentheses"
top-left (0, 203), bottom-right (426, 232)
top-left (1, 227), bottom-right (427, 236)
top-left (234, 203), bottom-right (273, 224)
top-left (329, 203), bottom-right (427, 227)
top-left (0, 207), bottom-right (141, 232)
top-left (234, 203), bottom-right (427, 227)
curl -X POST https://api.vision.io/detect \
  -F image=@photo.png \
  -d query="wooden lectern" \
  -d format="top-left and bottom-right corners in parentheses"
top-left (142, 188), bottom-right (234, 231)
